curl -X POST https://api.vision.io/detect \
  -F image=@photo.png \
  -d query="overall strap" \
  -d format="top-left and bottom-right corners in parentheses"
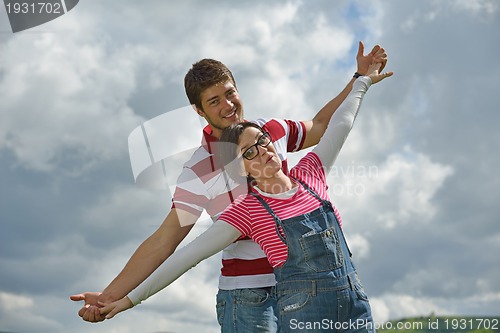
top-left (291, 176), bottom-right (330, 207)
top-left (249, 192), bottom-right (287, 244)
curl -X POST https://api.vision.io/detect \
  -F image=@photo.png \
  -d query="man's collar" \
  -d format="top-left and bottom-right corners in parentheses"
top-left (201, 120), bottom-right (248, 154)
top-left (201, 124), bottom-right (218, 154)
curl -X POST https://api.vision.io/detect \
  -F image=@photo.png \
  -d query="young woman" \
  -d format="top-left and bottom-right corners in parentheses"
top-left (99, 63), bottom-right (392, 332)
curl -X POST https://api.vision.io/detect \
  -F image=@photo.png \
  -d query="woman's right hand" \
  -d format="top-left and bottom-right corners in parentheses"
top-left (366, 62), bottom-right (394, 84)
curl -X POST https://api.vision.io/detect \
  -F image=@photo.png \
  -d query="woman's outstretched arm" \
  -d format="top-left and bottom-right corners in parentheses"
top-left (313, 63), bottom-right (393, 173)
top-left (99, 221), bottom-right (242, 319)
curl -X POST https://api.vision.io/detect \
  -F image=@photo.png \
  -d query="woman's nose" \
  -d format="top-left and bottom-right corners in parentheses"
top-left (257, 144), bottom-right (268, 156)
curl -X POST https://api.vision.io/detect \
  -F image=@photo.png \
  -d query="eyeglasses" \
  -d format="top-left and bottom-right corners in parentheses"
top-left (242, 132), bottom-right (272, 160)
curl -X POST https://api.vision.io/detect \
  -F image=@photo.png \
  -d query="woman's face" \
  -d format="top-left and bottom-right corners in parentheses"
top-left (238, 127), bottom-right (282, 180)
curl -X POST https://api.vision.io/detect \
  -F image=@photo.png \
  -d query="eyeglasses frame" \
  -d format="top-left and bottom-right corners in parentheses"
top-left (242, 132), bottom-right (272, 160)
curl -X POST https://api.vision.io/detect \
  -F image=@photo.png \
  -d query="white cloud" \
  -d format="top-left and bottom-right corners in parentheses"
top-left (0, 19), bottom-right (146, 173)
top-left (368, 298), bottom-right (391, 324)
top-left (370, 291), bottom-right (500, 324)
top-left (345, 233), bottom-right (371, 260)
top-left (371, 293), bottom-right (448, 322)
top-left (371, 147), bottom-right (454, 228)
top-left (0, 292), bottom-right (63, 332)
top-left (83, 184), bottom-right (168, 230)
top-left (452, 0), bottom-right (499, 16)
top-left (329, 146), bottom-right (453, 229)
top-left (0, 291), bottom-right (33, 311)
top-left (399, 0), bottom-right (498, 32)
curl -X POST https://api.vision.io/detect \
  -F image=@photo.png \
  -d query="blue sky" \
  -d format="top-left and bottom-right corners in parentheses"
top-left (1, 1), bottom-right (499, 332)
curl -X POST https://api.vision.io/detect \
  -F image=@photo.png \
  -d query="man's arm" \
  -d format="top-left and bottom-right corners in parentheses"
top-left (301, 41), bottom-right (387, 148)
top-left (101, 208), bottom-right (197, 301)
top-left (313, 65), bottom-right (393, 174)
top-left (70, 208), bottom-right (198, 322)
top-left (98, 220), bottom-right (241, 320)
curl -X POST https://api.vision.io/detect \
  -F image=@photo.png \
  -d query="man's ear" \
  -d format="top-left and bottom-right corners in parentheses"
top-left (191, 104), bottom-right (205, 117)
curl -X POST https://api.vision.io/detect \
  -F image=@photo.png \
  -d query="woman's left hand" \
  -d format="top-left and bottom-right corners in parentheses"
top-left (366, 62), bottom-right (394, 84)
top-left (98, 296), bottom-right (134, 319)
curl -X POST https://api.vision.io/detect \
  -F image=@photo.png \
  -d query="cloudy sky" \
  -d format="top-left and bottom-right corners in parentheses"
top-left (1, 0), bottom-right (499, 332)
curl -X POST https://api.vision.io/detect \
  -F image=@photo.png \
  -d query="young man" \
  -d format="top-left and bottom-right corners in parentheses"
top-left (71, 42), bottom-right (387, 332)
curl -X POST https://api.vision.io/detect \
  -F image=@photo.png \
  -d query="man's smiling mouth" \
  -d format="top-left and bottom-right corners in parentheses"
top-left (223, 109), bottom-right (237, 118)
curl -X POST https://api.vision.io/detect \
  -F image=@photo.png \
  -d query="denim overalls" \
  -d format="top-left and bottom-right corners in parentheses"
top-left (251, 178), bottom-right (374, 333)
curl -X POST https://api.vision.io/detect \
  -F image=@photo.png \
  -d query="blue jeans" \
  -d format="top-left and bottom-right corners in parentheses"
top-left (216, 287), bottom-right (278, 333)
top-left (277, 276), bottom-right (374, 332)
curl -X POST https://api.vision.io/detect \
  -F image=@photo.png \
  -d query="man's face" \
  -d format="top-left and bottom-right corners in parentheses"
top-left (197, 80), bottom-right (244, 138)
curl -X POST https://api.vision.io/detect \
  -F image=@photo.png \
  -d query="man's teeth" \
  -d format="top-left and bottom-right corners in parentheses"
top-left (224, 111), bottom-right (236, 118)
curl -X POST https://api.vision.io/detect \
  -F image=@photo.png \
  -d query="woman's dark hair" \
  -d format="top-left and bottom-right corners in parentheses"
top-left (218, 122), bottom-right (266, 184)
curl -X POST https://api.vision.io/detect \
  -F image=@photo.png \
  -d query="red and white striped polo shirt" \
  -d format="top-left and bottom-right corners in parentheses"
top-left (219, 152), bottom-right (343, 268)
top-left (171, 118), bottom-right (306, 289)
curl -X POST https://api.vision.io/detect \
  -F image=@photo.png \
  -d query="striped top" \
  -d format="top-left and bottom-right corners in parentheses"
top-left (171, 118), bottom-right (307, 289)
top-left (219, 152), bottom-right (343, 267)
